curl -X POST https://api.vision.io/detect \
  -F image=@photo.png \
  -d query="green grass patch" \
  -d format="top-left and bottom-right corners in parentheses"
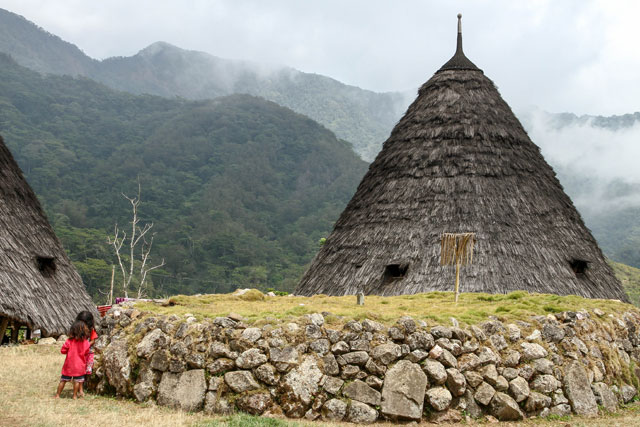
top-left (543, 305), bottom-right (562, 313)
top-left (283, 306), bottom-right (310, 317)
top-left (506, 291), bottom-right (528, 300)
top-left (545, 414), bottom-right (572, 422)
top-left (195, 414), bottom-right (300, 426)
top-left (133, 288), bottom-right (640, 328)
top-left (477, 295), bottom-right (499, 302)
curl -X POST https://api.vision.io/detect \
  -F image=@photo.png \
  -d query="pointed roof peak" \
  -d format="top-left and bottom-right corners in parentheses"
top-left (438, 13), bottom-right (482, 73)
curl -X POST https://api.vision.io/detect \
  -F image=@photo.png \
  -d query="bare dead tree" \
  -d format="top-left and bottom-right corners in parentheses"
top-left (137, 231), bottom-right (165, 299)
top-left (107, 223), bottom-right (128, 298)
top-left (107, 180), bottom-right (165, 299)
top-left (108, 265), bottom-right (115, 305)
top-left (96, 266), bottom-right (115, 305)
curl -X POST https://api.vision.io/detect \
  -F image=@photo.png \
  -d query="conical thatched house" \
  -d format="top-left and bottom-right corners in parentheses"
top-left (296, 16), bottom-right (628, 301)
top-left (0, 135), bottom-right (97, 339)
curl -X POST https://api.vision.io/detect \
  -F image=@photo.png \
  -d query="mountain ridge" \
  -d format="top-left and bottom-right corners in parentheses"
top-left (0, 52), bottom-right (368, 298)
top-left (0, 7), bottom-right (409, 161)
top-left (0, 8), bottom-right (97, 76)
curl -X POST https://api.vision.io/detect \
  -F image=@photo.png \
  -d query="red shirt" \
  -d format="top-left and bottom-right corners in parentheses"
top-left (61, 338), bottom-right (91, 377)
top-left (90, 329), bottom-right (98, 341)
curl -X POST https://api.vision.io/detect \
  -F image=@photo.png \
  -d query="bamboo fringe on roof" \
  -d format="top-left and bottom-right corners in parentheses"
top-left (440, 232), bottom-right (475, 266)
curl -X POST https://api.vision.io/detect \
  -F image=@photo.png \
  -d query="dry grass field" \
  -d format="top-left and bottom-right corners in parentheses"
top-left (0, 345), bottom-right (214, 427)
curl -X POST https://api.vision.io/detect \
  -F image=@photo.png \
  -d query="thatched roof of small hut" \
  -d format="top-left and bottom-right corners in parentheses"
top-left (295, 16), bottom-right (628, 301)
top-left (0, 135), bottom-right (97, 336)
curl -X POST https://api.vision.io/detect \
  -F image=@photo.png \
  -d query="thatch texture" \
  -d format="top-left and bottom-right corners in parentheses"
top-left (296, 35), bottom-right (627, 301)
top-left (0, 135), bottom-right (97, 336)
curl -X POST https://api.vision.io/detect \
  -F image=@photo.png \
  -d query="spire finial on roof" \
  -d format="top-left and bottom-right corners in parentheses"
top-left (456, 13), bottom-right (463, 54)
top-left (438, 13), bottom-right (482, 73)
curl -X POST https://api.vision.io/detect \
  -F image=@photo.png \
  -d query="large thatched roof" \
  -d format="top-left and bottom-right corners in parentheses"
top-left (295, 16), bottom-right (628, 301)
top-left (0, 135), bottom-right (97, 336)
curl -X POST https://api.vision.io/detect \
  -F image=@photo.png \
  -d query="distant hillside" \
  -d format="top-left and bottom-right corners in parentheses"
top-left (609, 260), bottom-right (640, 307)
top-left (0, 53), bottom-right (368, 299)
top-left (0, 8), bottom-right (407, 161)
top-left (95, 42), bottom-right (409, 160)
top-left (529, 111), bottom-right (640, 131)
top-left (0, 8), bottom-right (97, 76)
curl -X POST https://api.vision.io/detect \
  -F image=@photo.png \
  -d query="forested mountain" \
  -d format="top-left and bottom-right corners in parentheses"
top-left (0, 53), bottom-right (368, 300)
top-left (2, 7), bottom-right (640, 298)
top-left (0, 8), bottom-right (407, 161)
top-left (0, 8), bottom-right (97, 76)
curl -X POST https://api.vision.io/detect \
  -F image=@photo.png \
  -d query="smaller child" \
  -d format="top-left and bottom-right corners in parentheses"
top-left (55, 320), bottom-right (91, 399)
top-left (75, 311), bottom-right (98, 397)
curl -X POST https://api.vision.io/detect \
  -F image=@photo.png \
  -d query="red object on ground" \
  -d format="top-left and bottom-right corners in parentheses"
top-left (97, 305), bottom-right (112, 317)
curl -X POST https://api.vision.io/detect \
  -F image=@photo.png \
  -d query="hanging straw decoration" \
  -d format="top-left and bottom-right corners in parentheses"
top-left (440, 232), bottom-right (475, 303)
top-left (440, 233), bottom-right (475, 266)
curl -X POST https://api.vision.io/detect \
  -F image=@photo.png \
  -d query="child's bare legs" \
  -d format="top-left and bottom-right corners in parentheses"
top-left (55, 381), bottom-right (66, 398)
top-left (72, 380), bottom-right (81, 399)
top-left (78, 381), bottom-right (84, 397)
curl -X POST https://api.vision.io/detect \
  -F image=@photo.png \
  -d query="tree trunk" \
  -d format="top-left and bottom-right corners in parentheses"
top-left (108, 265), bottom-right (115, 306)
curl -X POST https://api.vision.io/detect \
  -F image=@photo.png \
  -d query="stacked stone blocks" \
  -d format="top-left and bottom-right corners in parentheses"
top-left (90, 306), bottom-right (640, 423)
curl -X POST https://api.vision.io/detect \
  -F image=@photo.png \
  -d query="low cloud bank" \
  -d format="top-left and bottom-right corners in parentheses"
top-left (519, 108), bottom-right (640, 213)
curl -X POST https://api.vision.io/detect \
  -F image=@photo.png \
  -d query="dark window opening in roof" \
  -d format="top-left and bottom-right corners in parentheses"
top-left (36, 256), bottom-right (56, 278)
top-left (570, 259), bottom-right (588, 277)
top-left (381, 264), bottom-right (409, 286)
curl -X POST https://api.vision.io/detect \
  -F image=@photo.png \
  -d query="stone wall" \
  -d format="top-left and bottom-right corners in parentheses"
top-left (90, 306), bottom-right (640, 423)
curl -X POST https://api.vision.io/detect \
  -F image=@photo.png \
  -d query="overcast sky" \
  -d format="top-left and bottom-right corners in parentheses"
top-left (0, 0), bottom-right (638, 115)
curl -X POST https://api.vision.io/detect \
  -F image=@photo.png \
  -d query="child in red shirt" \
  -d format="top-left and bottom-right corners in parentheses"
top-left (75, 311), bottom-right (98, 397)
top-left (55, 320), bottom-right (91, 399)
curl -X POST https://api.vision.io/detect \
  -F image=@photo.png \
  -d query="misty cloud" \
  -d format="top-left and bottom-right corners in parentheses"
top-left (521, 109), bottom-right (640, 212)
top-left (2, 0), bottom-right (640, 115)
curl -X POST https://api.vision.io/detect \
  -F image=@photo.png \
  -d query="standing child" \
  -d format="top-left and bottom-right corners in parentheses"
top-left (75, 311), bottom-right (97, 397)
top-left (55, 320), bottom-right (91, 399)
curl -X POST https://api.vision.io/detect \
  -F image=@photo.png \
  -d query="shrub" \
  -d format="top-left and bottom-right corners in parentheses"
top-left (238, 289), bottom-right (265, 301)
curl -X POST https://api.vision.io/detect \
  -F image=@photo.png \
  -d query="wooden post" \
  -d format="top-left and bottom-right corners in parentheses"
top-left (10, 322), bottom-right (19, 343)
top-left (440, 232), bottom-right (475, 303)
top-left (26, 327), bottom-right (31, 340)
top-left (108, 265), bottom-right (115, 306)
top-left (0, 317), bottom-right (9, 342)
top-left (455, 257), bottom-right (461, 303)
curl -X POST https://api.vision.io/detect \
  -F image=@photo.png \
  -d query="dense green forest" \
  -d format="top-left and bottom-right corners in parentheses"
top-left (0, 53), bottom-right (368, 300)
